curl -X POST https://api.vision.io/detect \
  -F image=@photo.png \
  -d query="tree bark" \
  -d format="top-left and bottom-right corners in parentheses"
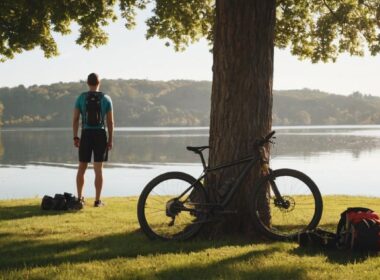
top-left (206, 0), bottom-right (276, 237)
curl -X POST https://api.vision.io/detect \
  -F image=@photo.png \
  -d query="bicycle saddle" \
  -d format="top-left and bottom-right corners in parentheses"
top-left (186, 146), bottom-right (210, 153)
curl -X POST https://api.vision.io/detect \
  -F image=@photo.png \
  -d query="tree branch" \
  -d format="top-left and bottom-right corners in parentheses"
top-left (322, 0), bottom-right (340, 20)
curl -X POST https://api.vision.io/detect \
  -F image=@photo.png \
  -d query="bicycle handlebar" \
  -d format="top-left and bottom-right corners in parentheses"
top-left (255, 130), bottom-right (276, 146)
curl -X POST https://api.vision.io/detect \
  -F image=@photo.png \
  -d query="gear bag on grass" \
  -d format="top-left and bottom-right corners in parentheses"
top-left (41, 195), bottom-right (55, 210)
top-left (41, 192), bottom-right (79, 211)
top-left (336, 207), bottom-right (380, 251)
top-left (85, 92), bottom-right (104, 126)
top-left (297, 228), bottom-right (337, 249)
top-left (53, 194), bottom-right (67, 210)
top-left (297, 207), bottom-right (380, 252)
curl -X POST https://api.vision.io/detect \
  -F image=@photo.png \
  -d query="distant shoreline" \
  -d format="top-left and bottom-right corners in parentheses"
top-left (1, 81), bottom-right (380, 127)
top-left (2, 124), bottom-right (380, 132)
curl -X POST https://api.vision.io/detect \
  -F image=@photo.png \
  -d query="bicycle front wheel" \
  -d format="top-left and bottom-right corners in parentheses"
top-left (137, 172), bottom-right (208, 240)
top-left (251, 169), bottom-right (323, 241)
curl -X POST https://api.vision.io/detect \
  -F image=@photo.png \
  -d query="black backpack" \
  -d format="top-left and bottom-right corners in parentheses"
top-left (52, 194), bottom-right (68, 210)
top-left (85, 92), bottom-right (104, 126)
top-left (336, 207), bottom-right (380, 251)
top-left (41, 193), bottom-right (79, 211)
top-left (41, 195), bottom-right (55, 210)
top-left (298, 207), bottom-right (380, 252)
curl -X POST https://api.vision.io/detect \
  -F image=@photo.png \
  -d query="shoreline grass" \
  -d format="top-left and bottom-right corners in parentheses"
top-left (1, 196), bottom-right (380, 279)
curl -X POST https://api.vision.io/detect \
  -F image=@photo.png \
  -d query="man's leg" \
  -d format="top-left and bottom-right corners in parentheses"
top-left (77, 162), bottom-right (88, 199)
top-left (93, 161), bottom-right (103, 202)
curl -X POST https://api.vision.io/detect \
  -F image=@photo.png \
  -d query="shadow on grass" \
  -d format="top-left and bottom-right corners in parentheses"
top-left (290, 245), bottom-right (375, 265)
top-left (0, 230), bottom-right (255, 271)
top-left (0, 232), bottom-right (308, 279)
top-left (0, 205), bottom-right (70, 221)
top-left (150, 249), bottom-right (306, 280)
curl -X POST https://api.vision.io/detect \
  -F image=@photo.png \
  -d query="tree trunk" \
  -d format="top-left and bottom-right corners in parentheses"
top-left (206, 0), bottom-right (276, 237)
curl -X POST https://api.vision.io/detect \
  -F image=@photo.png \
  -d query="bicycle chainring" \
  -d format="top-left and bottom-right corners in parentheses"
top-left (166, 199), bottom-right (182, 217)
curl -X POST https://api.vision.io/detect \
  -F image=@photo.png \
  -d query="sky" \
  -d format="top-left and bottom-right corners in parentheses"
top-left (1, 10), bottom-right (380, 96)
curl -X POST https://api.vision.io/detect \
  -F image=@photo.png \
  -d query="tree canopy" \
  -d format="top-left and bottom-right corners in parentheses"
top-left (0, 0), bottom-right (379, 62)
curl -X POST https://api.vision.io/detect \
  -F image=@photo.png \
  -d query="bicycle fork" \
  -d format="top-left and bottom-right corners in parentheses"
top-left (269, 176), bottom-right (293, 210)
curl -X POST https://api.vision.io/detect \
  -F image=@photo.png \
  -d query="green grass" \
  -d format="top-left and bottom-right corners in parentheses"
top-left (1, 196), bottom-right (380, 280)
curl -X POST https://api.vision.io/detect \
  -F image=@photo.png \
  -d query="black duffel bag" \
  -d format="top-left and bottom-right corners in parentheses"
top-left (41, 192), bottom-right (80, 211)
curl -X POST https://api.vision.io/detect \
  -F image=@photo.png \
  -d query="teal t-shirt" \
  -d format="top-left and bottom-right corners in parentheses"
top-left (74, 91), bottom-right (113, 129)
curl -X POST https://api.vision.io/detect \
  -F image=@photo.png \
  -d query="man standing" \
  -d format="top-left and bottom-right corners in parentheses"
top-left (72, 73), bottom-right (114, 207)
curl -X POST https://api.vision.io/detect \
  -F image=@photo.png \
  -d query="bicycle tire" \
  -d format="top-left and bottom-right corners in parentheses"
top-left (251, 168), bottom-right (323, 241)
top-left (137, 172), bottom-right (208, 240)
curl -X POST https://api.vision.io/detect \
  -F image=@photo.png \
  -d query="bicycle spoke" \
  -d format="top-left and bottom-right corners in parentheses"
top-left (145, 209), bottom-right (166, 214)
top-left (138, 173), bottom-right (208, 240)
top-left (253, 169), bottom-right (322, 240)
top-left (147, 195), bottom-right (168, 205)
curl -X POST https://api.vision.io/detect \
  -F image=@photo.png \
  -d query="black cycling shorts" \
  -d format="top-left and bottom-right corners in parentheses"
top-left (79, 129), bottom-right (108, 162)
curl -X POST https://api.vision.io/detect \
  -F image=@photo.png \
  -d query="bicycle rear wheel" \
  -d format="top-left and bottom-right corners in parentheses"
top-left (251, 169), bottom-right (323, 241)
top-left (137, 172), bottom-right (208, 240)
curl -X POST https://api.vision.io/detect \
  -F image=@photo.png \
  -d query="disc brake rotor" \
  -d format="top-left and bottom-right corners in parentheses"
top-left (273, 195), bottom-right (295, 212)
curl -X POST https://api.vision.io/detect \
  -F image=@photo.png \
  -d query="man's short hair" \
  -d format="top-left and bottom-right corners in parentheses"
top-left (87, 73), bottom-right (100, 86)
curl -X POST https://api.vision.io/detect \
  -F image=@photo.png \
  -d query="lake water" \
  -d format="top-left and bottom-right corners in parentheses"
top-left (1, 126), bottom-right (380, 199)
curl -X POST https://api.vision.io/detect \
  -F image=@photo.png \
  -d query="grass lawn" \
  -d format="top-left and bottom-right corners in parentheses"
top-left (1, 196), bottom-right (380, 280)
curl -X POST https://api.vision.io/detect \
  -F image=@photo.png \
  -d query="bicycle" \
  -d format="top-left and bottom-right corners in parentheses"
top-left (137, 131), bottom-right (323, 241)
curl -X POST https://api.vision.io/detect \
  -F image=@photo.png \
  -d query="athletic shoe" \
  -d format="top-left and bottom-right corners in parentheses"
top-left (94, 200), bottom-right (104, 207)
top-left (71, 197), bottom-right (85, 210)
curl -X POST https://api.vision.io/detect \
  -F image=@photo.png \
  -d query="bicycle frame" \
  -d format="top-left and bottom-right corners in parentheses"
top-left (177, 152), bottom-right (262, 209)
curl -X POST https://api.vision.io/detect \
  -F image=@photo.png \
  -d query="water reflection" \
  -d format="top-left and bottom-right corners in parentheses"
top-left (0, 132), bottom-right (4, 160)
top-left (0, 127), bottom-right (380, 166)
top-left (1, 126), bottom-right (380, 199)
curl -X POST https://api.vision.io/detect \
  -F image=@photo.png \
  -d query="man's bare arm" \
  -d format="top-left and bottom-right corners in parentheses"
top-left (106, 110), bottom-right (114, 150)
top-left (73, 109), bottom-right (80, 147)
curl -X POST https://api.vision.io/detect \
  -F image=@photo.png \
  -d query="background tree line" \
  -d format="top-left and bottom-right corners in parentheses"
top-left (0, 79), bottom-right (379, 127)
